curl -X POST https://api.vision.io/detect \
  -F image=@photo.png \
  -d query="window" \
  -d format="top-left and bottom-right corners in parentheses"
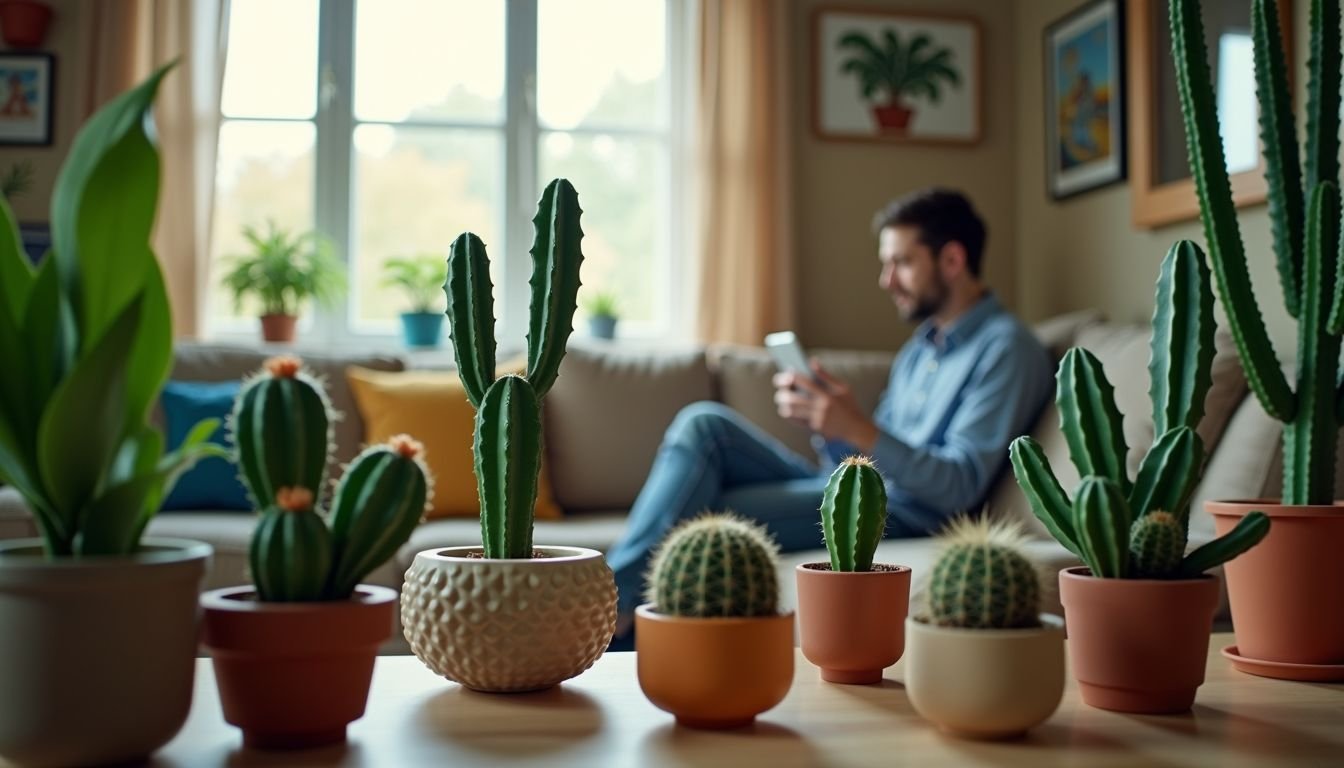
top-left (209, 0), bottom-right (689, 346)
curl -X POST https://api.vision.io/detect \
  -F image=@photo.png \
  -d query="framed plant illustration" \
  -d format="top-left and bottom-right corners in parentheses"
top-left (813, 8), bottom-right (982, 145)
top-left (1044, 0), bottom-right (1126, 200)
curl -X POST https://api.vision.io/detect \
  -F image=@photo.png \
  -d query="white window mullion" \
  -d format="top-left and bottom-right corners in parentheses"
top-left (669, 0), bottom-right (698, 343)
top-left (314, 0), bottom-right (356, 348)
top-left (504, 0), bottom-right (539, 347)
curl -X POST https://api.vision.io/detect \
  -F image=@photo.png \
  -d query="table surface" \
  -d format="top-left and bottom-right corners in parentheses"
top-left (147, 633), bottom-right (1340, 767)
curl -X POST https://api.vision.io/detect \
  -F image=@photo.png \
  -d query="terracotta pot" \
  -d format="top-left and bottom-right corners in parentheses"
top-left (795, 563), bottom-right (910, 683)
top-left (0, 538), bottom-right (211, 767)
top-left (1207, 499), bottom-right (1344, 666)
top-left (401, 546), bottom-right (616, 692)
top-left (635, 604), bottom-right (794, 729)
top-left (873, 102), bottom-right (914, 131)
top-left (904, 614), bottom-right (1065, 739)
top-left (259, 313), bottom-right (297, 343)
top-left (0, 1), bottom-right (53, 48)
top-left (200, 584), bottom-right (396, 750)
top-left (1059, 567), bottom-right (1219, 714)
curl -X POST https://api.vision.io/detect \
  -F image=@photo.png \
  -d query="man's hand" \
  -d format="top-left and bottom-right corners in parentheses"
top-left (773, 360), bottom-right (880, 451)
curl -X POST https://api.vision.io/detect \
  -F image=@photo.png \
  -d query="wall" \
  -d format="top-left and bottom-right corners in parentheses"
top-left (790, 0), bottom-right (1019, 351)
top-left (1013, 0), bottom-right (1308, 353)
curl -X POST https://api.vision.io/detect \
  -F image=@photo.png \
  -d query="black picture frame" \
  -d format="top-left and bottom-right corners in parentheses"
top-left (1043, 0), bottom-right (1126, 200)
top-left (0, 52), bottom-right (54, 147)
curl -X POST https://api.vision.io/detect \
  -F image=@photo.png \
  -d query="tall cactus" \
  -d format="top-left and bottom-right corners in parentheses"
top-left (645, 513), bottom-right (781, 618)
top-left (818, 456), bottom-right (888, 572)
top-left (1011, 242), bottom-right (1271, 578)
top-left (1171, 0), bottom-right (1344, 506)
top-left (234, 357), bottom-right (431, 601)
top-left (446, 179), bottom-right (584, 559)
top-left (927, 517), bottom-right (1041, 630)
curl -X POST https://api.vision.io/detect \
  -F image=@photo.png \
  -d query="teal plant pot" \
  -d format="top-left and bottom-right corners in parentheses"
top-left (588, 316), bottom-right (618, 340)
top-left (400, 312), bottom-right (444, 348)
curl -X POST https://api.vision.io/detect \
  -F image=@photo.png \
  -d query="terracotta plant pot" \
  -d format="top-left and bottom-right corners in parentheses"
top-left (0, 1), bottom-right (53, 48)
top-left (795, 563), bottom-right (911, 683)
top-left (904, 614), bottom-right (1065, 739)
top-left (1059, 567), bottom-right (1219, 714)
top-left (200, 584), bottom-right (396, 750)
top-left (0, 538), bottom-right (211, 767)
top-left (635, 604), bottom-right (794, 729)
top-left (873, 102), bottom-right (914, 131)
top-left (259, 313), bottom-right (297, 343)
top-left (1207, 499), bottom-right (1344, 667)
top-left (401, 546), bottom-right (617, 693)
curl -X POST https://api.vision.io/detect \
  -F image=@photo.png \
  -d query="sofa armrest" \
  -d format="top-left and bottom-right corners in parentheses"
top-left (0, 487), bottom-right (37, 542)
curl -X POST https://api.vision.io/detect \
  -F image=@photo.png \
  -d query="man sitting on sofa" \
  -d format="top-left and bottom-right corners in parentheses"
top-left (605, 188), bottom-right (1054, 645)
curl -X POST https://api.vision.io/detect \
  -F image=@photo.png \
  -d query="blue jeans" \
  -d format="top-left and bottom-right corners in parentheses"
top-left (605, 401), bottom-right (923, 619)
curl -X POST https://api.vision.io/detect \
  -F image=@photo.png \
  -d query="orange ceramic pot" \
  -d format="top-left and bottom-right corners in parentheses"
top-left (201, 585), bottom-right (396, 750)
top-left (635, 604), bottom-right (794, 729)
top-left (1059, 567), bottom-right (1219, 714)
top-left (1207, 500), bottom-right (1344, 666)
top-left (259, 313), bottom-right (297, 343)
top-left (795, 563), bottom-right (910, 683)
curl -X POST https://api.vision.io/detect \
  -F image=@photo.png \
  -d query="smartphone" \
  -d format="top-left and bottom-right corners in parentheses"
top-left (765, 331), bottom-right (815, 380)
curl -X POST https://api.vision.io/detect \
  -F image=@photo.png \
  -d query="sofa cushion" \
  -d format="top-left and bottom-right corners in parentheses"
top-left (159, 380), bottom-right (251, 511)
top-left (0, 487), bottom-right (36, 541)
top-left (544, 343), bottom-right (714, 511)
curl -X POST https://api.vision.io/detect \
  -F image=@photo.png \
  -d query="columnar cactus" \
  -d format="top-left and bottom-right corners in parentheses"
top-left (1011, 242), bottom-right (1271, 578)
top-left (445, 179), bottom-right (583, 559)
top-left (1171, 0), bottom-right (1344, 507)
top-left (233, 357), bottom-right (431, 601)
top-left (928, 517), bottom-right (1041, 630)
top-left (645, 514), bottom-right (781, 618)
top-left (819, 456), bottom-right (888, 571)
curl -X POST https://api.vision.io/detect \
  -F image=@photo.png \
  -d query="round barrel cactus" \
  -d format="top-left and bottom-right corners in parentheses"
top-left (645, 513), bottom-right (780, 618)
top-left (928, 517), bottom-right (1041, 630)
top-left (1129, 510), bottom-right (1185, 578)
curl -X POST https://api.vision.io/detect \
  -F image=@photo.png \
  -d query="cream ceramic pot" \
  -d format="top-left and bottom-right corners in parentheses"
top-left (904, 614), bottom-right (1065, 739)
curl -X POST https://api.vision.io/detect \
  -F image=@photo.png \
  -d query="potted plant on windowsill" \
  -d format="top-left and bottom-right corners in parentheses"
top-left (636, 514), bottom-right (794, 729)
top-left (0, 66), bottom-right (222, 767)
top-left (401, 179), bottom-right (618, 693)
top-left (1011, 240), bottom-right (1270, 713)
top-left (795, 456), bottom-right (911, 684)
top-left (905, 517), bottom-right (1065, 739)
top-left (220, 221), bottom-right (345, 343)
top-left (1172, 0), bottom-right (1344, 676)
top-left (200, 355), bottom-right (431, 750)
top-left (582, 288), bottom-right (621, 340)
top-left (382, 252), bottom-right (448, 348)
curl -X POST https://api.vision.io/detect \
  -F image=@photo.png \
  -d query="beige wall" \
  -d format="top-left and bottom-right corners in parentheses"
top-left (790, 0), bottom-right (1019, 351)
top-left (1013, 0), bottom-right (1306, 353)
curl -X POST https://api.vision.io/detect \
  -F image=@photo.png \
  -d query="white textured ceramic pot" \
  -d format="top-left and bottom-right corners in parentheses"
top-left (904, 614), bottom-right (1066, 739)
top-left (401, 546), bottom-right (617, 692)
top-left (0, 538), bottom-right (212, 767)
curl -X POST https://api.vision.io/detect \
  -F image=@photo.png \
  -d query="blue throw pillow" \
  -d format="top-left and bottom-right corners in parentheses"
top-left (160, 380), bottom-right (252, 511)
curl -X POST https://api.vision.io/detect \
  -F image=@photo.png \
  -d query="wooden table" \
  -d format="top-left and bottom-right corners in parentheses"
top-left (152, 633), bottom-right (1340, 767)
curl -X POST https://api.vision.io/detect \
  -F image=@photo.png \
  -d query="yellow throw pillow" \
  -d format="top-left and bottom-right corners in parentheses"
top-left (345, 364), bottom-right (563, 520)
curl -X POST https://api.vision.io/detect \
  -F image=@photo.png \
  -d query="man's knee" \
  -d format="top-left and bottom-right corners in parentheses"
top-left (665, 401), bottom-right (738, 445)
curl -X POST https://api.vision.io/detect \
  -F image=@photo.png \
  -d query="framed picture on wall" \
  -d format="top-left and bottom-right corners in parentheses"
top-left (1044, 0), bottom-right (1126, 200)
top-left (0, 53), bottom-right (54, 146)
top-left (812, 8), bottom-right (982, 145)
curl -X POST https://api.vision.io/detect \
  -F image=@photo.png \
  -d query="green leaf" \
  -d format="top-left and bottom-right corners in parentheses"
top-left (76, 470), bottom-right (159, 556)
top-left (21, 256), bottom-right (64, 436)
top-left (0, 195), bottom-right (32, 323)
top-left (123, 259), bottom-right (172, 430)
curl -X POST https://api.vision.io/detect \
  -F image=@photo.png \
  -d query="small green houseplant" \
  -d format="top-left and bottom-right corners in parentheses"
top-left (1171, 0), bottom-right (1344, 671)
top-left (382, 252), bottom-right (448, 348)
top-left (219, 220), bottom-right (345, 343)
top-left (400, 179), bottom-right (617, 693)
top-left (796, 456), bottom-right (912, 684)
top-left (0, 65), bottom-right (220, 767)
top-left (200, 354), bottom-right (431, 750)
top-left (637, 514), bottom-right (794, 729)
top-left (0, 160), bottom-right (33, 200)
top-left (582, 288), bottom-right (621, 340)
top-left (838, 28), bottom-right (961, 133)
top-left (1011, 240), bottom-right (1269, 713)
top-left (905, 517), bottom-right (1065, 739)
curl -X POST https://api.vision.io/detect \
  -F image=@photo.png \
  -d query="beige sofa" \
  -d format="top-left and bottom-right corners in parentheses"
top-left (0, 310), bottom-right (1319, 637)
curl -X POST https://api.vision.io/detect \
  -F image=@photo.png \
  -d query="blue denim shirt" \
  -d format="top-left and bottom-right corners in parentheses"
top-left (819, 294), bottom-right (1053, 533)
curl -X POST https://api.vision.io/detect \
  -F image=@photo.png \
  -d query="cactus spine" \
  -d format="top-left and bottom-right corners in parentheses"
top-left (818, 456), bottom-right (888, 572)
top-left (645, 514), bottom-right (780, 618)
top-left (927, 517), bottom-right (1041, 630)
top-left (1011, 242), bottom-right (1270, 578)
top-left (446, 179), bottom-right (584, 559)
top-left (1171, 0), bottom-right (1344, 505)
top-left (235, 357), bottom-right (431, 601)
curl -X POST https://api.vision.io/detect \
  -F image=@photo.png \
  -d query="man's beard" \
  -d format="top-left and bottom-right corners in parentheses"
top-left (898, 278), bottom-right (949, 322)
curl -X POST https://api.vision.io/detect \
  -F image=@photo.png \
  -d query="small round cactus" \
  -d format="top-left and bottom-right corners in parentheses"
top-left (249, 487), bottom-right (333, 602)
top-left (928, 517), bottom-right (1041, 629)
top-left (819, 456), bottom-right (888, 572)
top-left (645, 513), bottom-right (780, 618)
top-left (1129, 511), bottom-right (1184, 578)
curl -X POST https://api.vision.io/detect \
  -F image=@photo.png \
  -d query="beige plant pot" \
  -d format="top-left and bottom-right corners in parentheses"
top-left (0, 538), bottom-right (212, 767)
top-left (904, 614), bottom-right (1065, 739)
top-left (401, 546), bottom-right (617, 692)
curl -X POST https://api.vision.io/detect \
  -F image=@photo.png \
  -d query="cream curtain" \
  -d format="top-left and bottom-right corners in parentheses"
top-left (694, 0), bottom-right (795, 346)
top-left (83, 0), bottom-right (229, 338)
